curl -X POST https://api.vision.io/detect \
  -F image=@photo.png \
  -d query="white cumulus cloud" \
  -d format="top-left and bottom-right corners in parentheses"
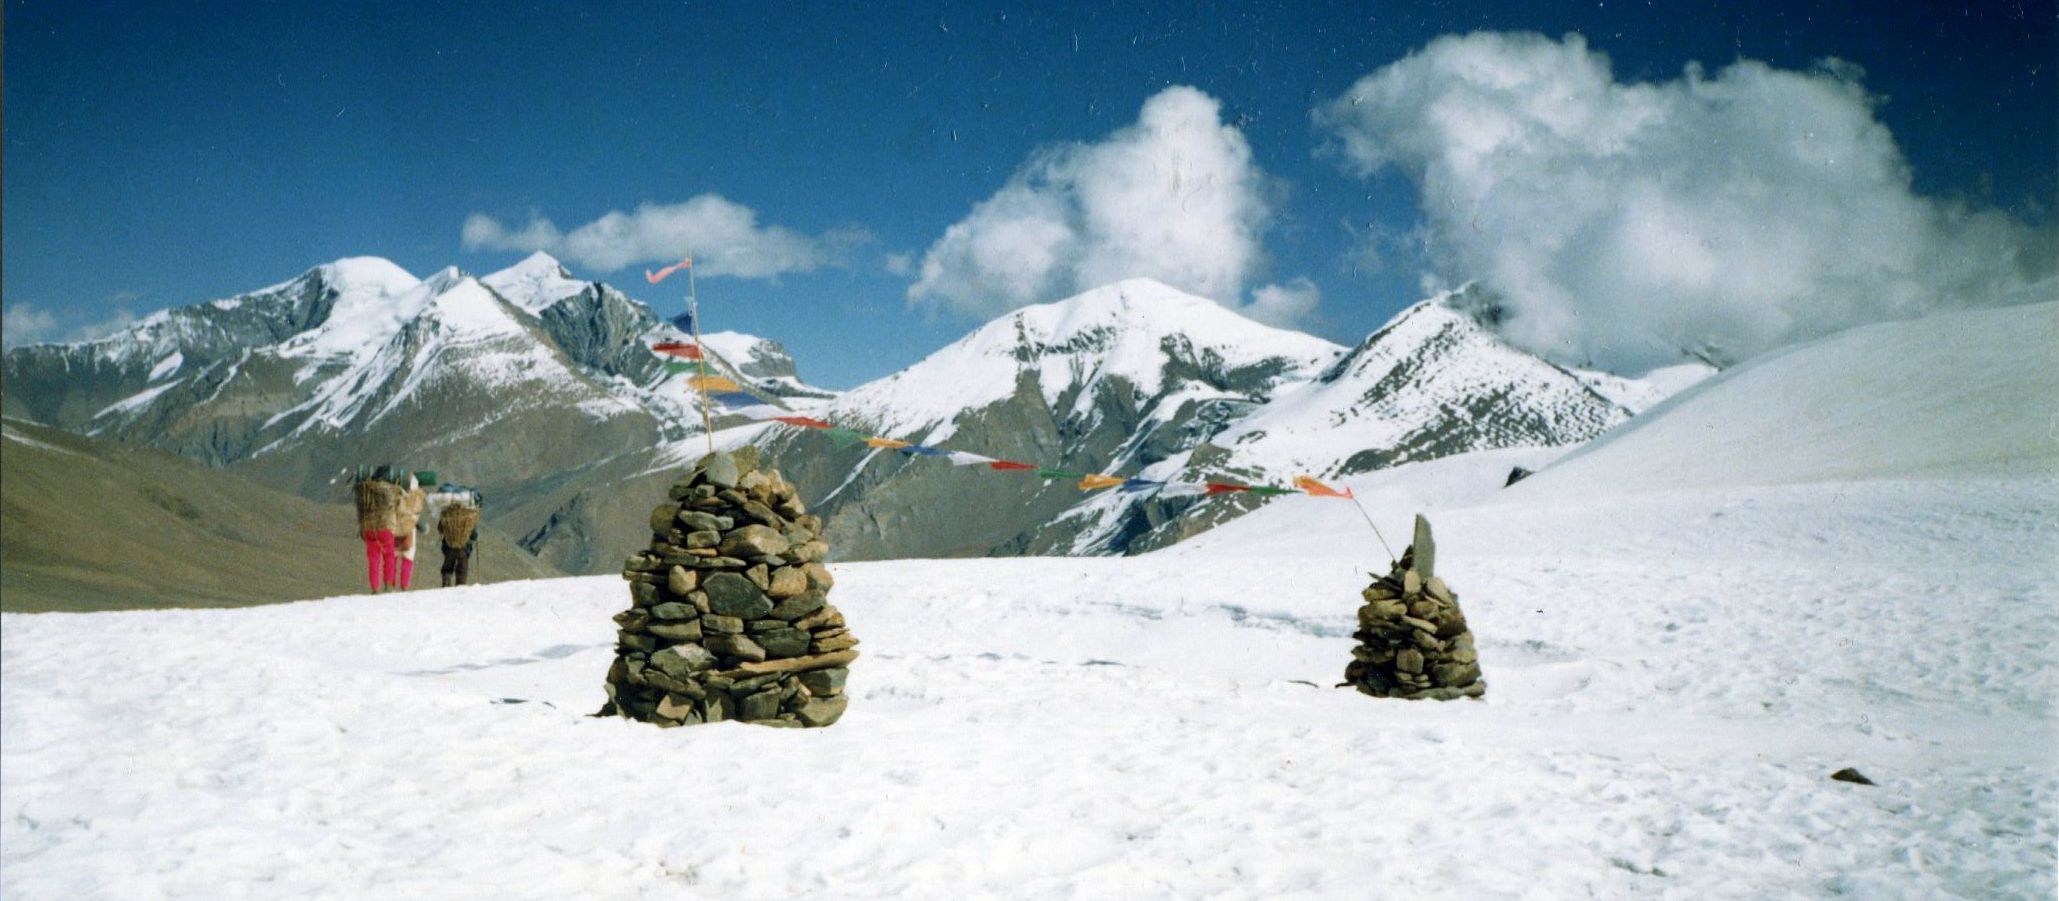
top-left (2, 302), bottom-right (140, 348)
top-left (463, 195), bottom-right (867, 279)
top-left (1317, 31), bottom-right (2055, 373)
top-left (910, 86), bottom-right (1303, 324)
top-left (1247, 278), bottom-right (1322, 328)
top-left (2, 303), bottom-right (60, 347)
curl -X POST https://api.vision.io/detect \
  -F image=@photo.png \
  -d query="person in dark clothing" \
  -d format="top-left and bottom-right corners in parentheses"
top-left (435, 493), bottom-right (481, 587)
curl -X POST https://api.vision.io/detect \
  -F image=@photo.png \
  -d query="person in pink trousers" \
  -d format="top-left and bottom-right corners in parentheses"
top-left (353, 465), bottom-right (404, 592)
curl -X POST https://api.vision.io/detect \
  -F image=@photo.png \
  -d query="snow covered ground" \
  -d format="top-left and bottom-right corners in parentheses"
top-left (5, 304), bottom-right (2055, 898)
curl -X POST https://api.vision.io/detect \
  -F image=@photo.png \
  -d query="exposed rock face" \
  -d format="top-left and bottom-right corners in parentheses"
top-left (601, 448), bottom-right (856, 728)
top-left (1342, 516), bottom-right (1485, 701)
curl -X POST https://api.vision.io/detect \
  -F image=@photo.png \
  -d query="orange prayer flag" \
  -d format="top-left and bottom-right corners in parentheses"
top-left (687, 375), bottom-right (739, 393)
top-left (645, 257), bottom-right (694, 284)
top-left (1077, 474), bottom-right (1125, 491)
top-left (1293, 475), bottom-right (1354, 498)
top-left (863, 437), bottom-right (911, 449)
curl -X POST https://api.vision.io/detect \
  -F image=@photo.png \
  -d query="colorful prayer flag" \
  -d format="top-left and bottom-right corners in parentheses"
top-left (864, 437), bottom-right (911, 449)
top-left (645, 257), bottom-right (694, 284)
top-left (651, 341), bottom-right (703, 360)
top-left (899, 445), bottom-right (951, 457)
top-left (825, 428), bottom-right (867, 447)
top-left (689, 375), bottom-right (740, 393)
top-left (1119, 478), bottom-right (1163, 492)
top-left (1204, 482), bottom-right (1250, 495)
top-left (1036, 469), bottom-right (1086, 481)
top-left (946, 451), bottom-right (996, 467)
top-left (663, 361), bottom-right (696, 374)
top-left (988, 460), bottom-right (1037, 471)
top-left (1156, 482), bottom-right (1211, 498)
top-left (772, 416), bottom-right (833, 429)
top-left (667, 311), bottom-right (696, 333)
top-left (1077, 474), bottom-right (1125, 491)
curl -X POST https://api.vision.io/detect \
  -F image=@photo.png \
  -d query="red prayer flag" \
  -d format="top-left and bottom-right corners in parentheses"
top-left (772, 416), bottom-right (834, 429)
top-left (650, 341), bottom-right (702, 360)
top-left (988, 460), bottom-right (1037, 471)
top-left (1204, 482), bottom-right (1251, 495)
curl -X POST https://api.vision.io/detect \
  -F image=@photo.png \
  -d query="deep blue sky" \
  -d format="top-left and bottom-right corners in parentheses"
top-left (5, 0), bottom-right (2053, 387)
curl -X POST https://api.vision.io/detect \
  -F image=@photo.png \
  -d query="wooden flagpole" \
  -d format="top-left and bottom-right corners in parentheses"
top-left (688, 260), bottom-right (715, 455)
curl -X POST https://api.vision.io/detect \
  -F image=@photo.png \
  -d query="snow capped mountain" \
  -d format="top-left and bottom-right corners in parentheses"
top-left (0, 254), bottom-right (843, 575)
top-left (1204, 284), bottom-right (1639, 480)
top-left (699, 331), bottom-right (837, 401)
top-left (754, 276), bottom-right (1686, 560)
top-left (750, 279), bottom-right (1346, 560)
top-left (828, 278), bottom-right (1342, 443)
top-left (4, 258), bottom-right (1704, 573)
top-left (1021, 284), bottom-right (1696, 555)
top-left (479, 251), bottom-right (588, 315)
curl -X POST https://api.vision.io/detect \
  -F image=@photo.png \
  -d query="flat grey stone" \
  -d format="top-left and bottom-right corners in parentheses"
top-left (703, 572), bottom-right (773, 619)
top-left (699, 452), bottom-right (741, 488)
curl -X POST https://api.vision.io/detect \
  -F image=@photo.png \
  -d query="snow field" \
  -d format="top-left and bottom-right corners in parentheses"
top-left (4, 469), bottom-right (2052, 898)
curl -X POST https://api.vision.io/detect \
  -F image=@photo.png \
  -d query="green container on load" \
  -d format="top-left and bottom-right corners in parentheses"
top-left (414, 470), bottom-right (438, 487)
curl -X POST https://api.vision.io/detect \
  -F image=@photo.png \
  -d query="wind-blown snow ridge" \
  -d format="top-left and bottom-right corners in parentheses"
top-left (1516, 300), bottom-right (2059, 496)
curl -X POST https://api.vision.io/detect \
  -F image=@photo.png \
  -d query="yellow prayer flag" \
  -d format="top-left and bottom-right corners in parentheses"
top-left (688, 375), bottom-right (739, 393)
top-left (1077, 473), bottom-right (1125, 491)
top-left (863, 437), bottom-right (911, 449)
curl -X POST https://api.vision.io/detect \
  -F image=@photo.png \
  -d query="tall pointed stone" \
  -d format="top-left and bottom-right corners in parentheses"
top-left (1412, 514), bottom-right (1437, 580)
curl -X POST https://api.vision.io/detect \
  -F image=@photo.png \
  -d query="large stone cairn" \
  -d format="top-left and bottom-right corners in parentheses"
top-left (603, 447), bottom-right (857, 728)
top-left (1342, 515), bottom-right (1485, 701)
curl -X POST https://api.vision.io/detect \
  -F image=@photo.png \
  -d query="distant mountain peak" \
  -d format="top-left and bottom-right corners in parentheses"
top-left (831, 279), bottom-right (1342, 444)
top-left (511, 250), bottom-right (570, 274)
top-left (312, 257), bottom-right (420, 295)
top-left (482, 253), bottom-right (590, 314)
top-left (423, 266), bottom-right (468, 293)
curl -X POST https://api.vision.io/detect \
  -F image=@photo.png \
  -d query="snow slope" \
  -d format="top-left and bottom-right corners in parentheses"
top-left (1513, 301), bottom-right (2059, 495)
top-left (3, 472), bottom-right (2049, 898)
top-left (4, 304), bottom-right (2054, 898)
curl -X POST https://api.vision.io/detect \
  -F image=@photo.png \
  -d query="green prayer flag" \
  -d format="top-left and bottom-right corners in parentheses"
top-left (825, 428), bottom-right (866, 447)
top-left (1035, 468), bottom-right (1086, 480)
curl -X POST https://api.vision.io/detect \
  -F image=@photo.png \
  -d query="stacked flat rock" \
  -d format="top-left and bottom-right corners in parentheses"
top-left (602, 447), bottom-right (857, 728)
top-left (1342, 515), bottom-right (1485, 701)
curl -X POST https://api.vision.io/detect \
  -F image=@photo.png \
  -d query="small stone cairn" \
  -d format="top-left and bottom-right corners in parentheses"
top-left (602, 447), bottom-right (857, 728)
top-left (1342, 515), bottom-right (1485, 701)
